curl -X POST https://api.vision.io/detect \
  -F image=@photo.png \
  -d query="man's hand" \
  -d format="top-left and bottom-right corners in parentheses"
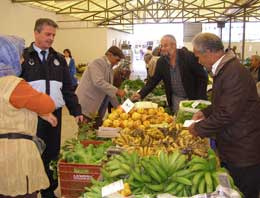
top-left (40, 113), bottom-right (57, 127)
top-left (75, 115), bottom-right (84, 123)
top-left (131, 92), bottom-right (141, 101)
top-left (188, 123), bottom-right (199, 137)
top-left (192, 110), bottom-right (205, 121)
top-left (116, 89), bottom-right (125, 98)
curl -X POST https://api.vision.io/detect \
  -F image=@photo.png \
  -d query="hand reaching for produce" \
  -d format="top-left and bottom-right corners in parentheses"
top-left (39, 113), bottom-right (57, 127)
top-left (116, 89), bottom-right (126, 98)
top-left (192, 110), bottom-right (205, 121)
top-left (75, 115), bottom-right (84, 123)
top-left (131, 92), bottom-right (141, 101)
top-left (188, 122), bottom-right (199, 137)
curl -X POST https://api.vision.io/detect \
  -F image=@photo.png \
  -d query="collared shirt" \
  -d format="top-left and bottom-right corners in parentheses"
top-left (212, 55), bottom-right (225, 75)
top-left (169, 57), bottom-right (187, 113)
top-left (105, 56), bottom-right (112, 67)
top-left (33, 43), bottom-right (49, 61)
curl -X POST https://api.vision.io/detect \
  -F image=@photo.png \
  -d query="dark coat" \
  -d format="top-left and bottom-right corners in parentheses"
top-left (21, 43), bottom-right (81, 116)
top-left (139, 48), bottom-right (208, 111)
top-left (195, 51), bottom-right (260, 167)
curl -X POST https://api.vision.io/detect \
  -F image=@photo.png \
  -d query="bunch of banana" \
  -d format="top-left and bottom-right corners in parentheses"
top-left (102, 151), bottom-right (140, 181)
top-left (126, 150), bottom-right (196, 196)
top-left (169, 129), bottom-right (209, 157)
top-left (187, 149), bottom-right (225, 195)
top-left (146, 128), bottom-right (165, 139)
top-left (136, 146), bottom-right (157, 157)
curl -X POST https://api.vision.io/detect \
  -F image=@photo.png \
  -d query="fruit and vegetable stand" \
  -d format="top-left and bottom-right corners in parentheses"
top-left (57, 101), bottom-right (242, 198)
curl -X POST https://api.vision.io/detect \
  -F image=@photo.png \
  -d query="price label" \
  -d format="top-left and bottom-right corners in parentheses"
top-left (183, 120), bottom-right (195, 127)
top-left (183, 119), bottom-right (202, 127)
top-left (121, 98), bottom-right (134, 113)
top-left (101, 180), bottom-right (124, 197)
top-left (218, 173), bottom-right (231, 188)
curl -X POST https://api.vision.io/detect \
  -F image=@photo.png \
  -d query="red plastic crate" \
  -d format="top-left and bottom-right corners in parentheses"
top-left (80, 140), bottom-right (104, 147)
top-left (59, 140), bottom-right (104, 198)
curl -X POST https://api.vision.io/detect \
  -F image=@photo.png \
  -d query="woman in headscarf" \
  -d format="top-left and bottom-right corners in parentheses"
top-left (0, 35), bottom-right (57, 198)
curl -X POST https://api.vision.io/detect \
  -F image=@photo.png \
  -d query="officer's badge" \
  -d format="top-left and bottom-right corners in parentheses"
top-left (28, 59), bottom-right (35, 66)
top-left (54, 59), bottom-right (60, 66)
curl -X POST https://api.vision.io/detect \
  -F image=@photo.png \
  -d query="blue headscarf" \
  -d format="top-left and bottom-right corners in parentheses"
top-left (0, 35), bottom-right (25, 77)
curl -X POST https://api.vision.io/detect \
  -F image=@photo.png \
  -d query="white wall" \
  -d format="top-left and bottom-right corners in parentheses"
top-left (55, 28), bottom-right (108, 64)
top-left (0, 0), bottom-right (132, 65)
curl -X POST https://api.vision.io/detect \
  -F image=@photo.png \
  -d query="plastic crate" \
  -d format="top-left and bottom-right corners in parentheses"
top-left (59, 140), bottom-right (104, 198)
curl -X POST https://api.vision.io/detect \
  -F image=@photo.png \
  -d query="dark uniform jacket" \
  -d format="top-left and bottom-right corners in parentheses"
top-left (139, 48), bottom-right (208, 111)
top-left (21, 43), bottom-right (81, 116)
top-left (195, 51), bottom-right (260, 167)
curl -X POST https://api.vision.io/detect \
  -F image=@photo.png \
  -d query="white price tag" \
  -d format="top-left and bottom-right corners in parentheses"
top-left (183, 120), bottom-right (195, 127)
top-left (121, 98), bottom-right (134, 113)
top-left (101, 180), bottom-right (124, 197)
top-left (191, 101), bottom-right (200, 108)
top-left (183, 119), bottom-right (202, 127)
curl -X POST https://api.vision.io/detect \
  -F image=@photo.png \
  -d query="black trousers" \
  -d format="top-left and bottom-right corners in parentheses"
top-left (222, 162), bottom-right (260, 198)
top-left (37, 108), bottom-right (62, 198)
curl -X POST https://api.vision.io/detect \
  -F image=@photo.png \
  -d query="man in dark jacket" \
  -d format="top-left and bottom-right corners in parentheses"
top-left (189, 32), bottom-right (260, 198)
top-left (131, 34), bottom-right (208, 113)
top-left (21, 18), bottom-right (83, 198)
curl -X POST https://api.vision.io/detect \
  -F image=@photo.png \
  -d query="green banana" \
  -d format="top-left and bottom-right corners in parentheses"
top-left (190, 163), bottom-right (208, 172)
top-left (191, 171), bottom-right (205, 195)
top-left (110, 168), bottom-right (127, 177)
top-left (131, 169), bottom-right (144, 182)
top-left (145, 183), bottom-right (164, 192)
top-left (159, 151), bottom-right (169, 173)
top-left (208, 155), bottom-right (217, 171)
top-left (142, 161), bottom-right (162, 183)
top-left (141, 174), bottom-right (152, 183)
top-left (205, 171), bottom-right (213, 193)
top-left (164, 182), bottom-right (178, 192)
top-left (172, 169), bottom-right (191, 177)
top-left (198, 178), bottom-right (206, 194)
top-left (150, 157), bottom-right (168, 181)
top-left (174, 154), bottom-right (187, 171)
top-left (175, 183), bottom-right (185, 195)
top-left (168, 150), bottom-right (181, 166)
top-left (188, 155), bottom-right (208, 166)
top-left (173, 176), bottom-right (192, 185)
top-left (211, 172), bottom-right (219, 190)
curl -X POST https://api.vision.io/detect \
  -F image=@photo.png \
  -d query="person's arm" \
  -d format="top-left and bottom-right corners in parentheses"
top-left (10, 80), bottom-right (57, 126)
top-left (193, 67), bottom-right (249, 137)
top-left (10, 80), bottom-right (55, 114)
top-left (70, 58), bottom-right (77, 76)
top-left (139, 57), bottom-right (163, 98)
top-left (88, 61), bottom-right (119, 98)
top-left (61, 57), bottom-right (82, 117)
